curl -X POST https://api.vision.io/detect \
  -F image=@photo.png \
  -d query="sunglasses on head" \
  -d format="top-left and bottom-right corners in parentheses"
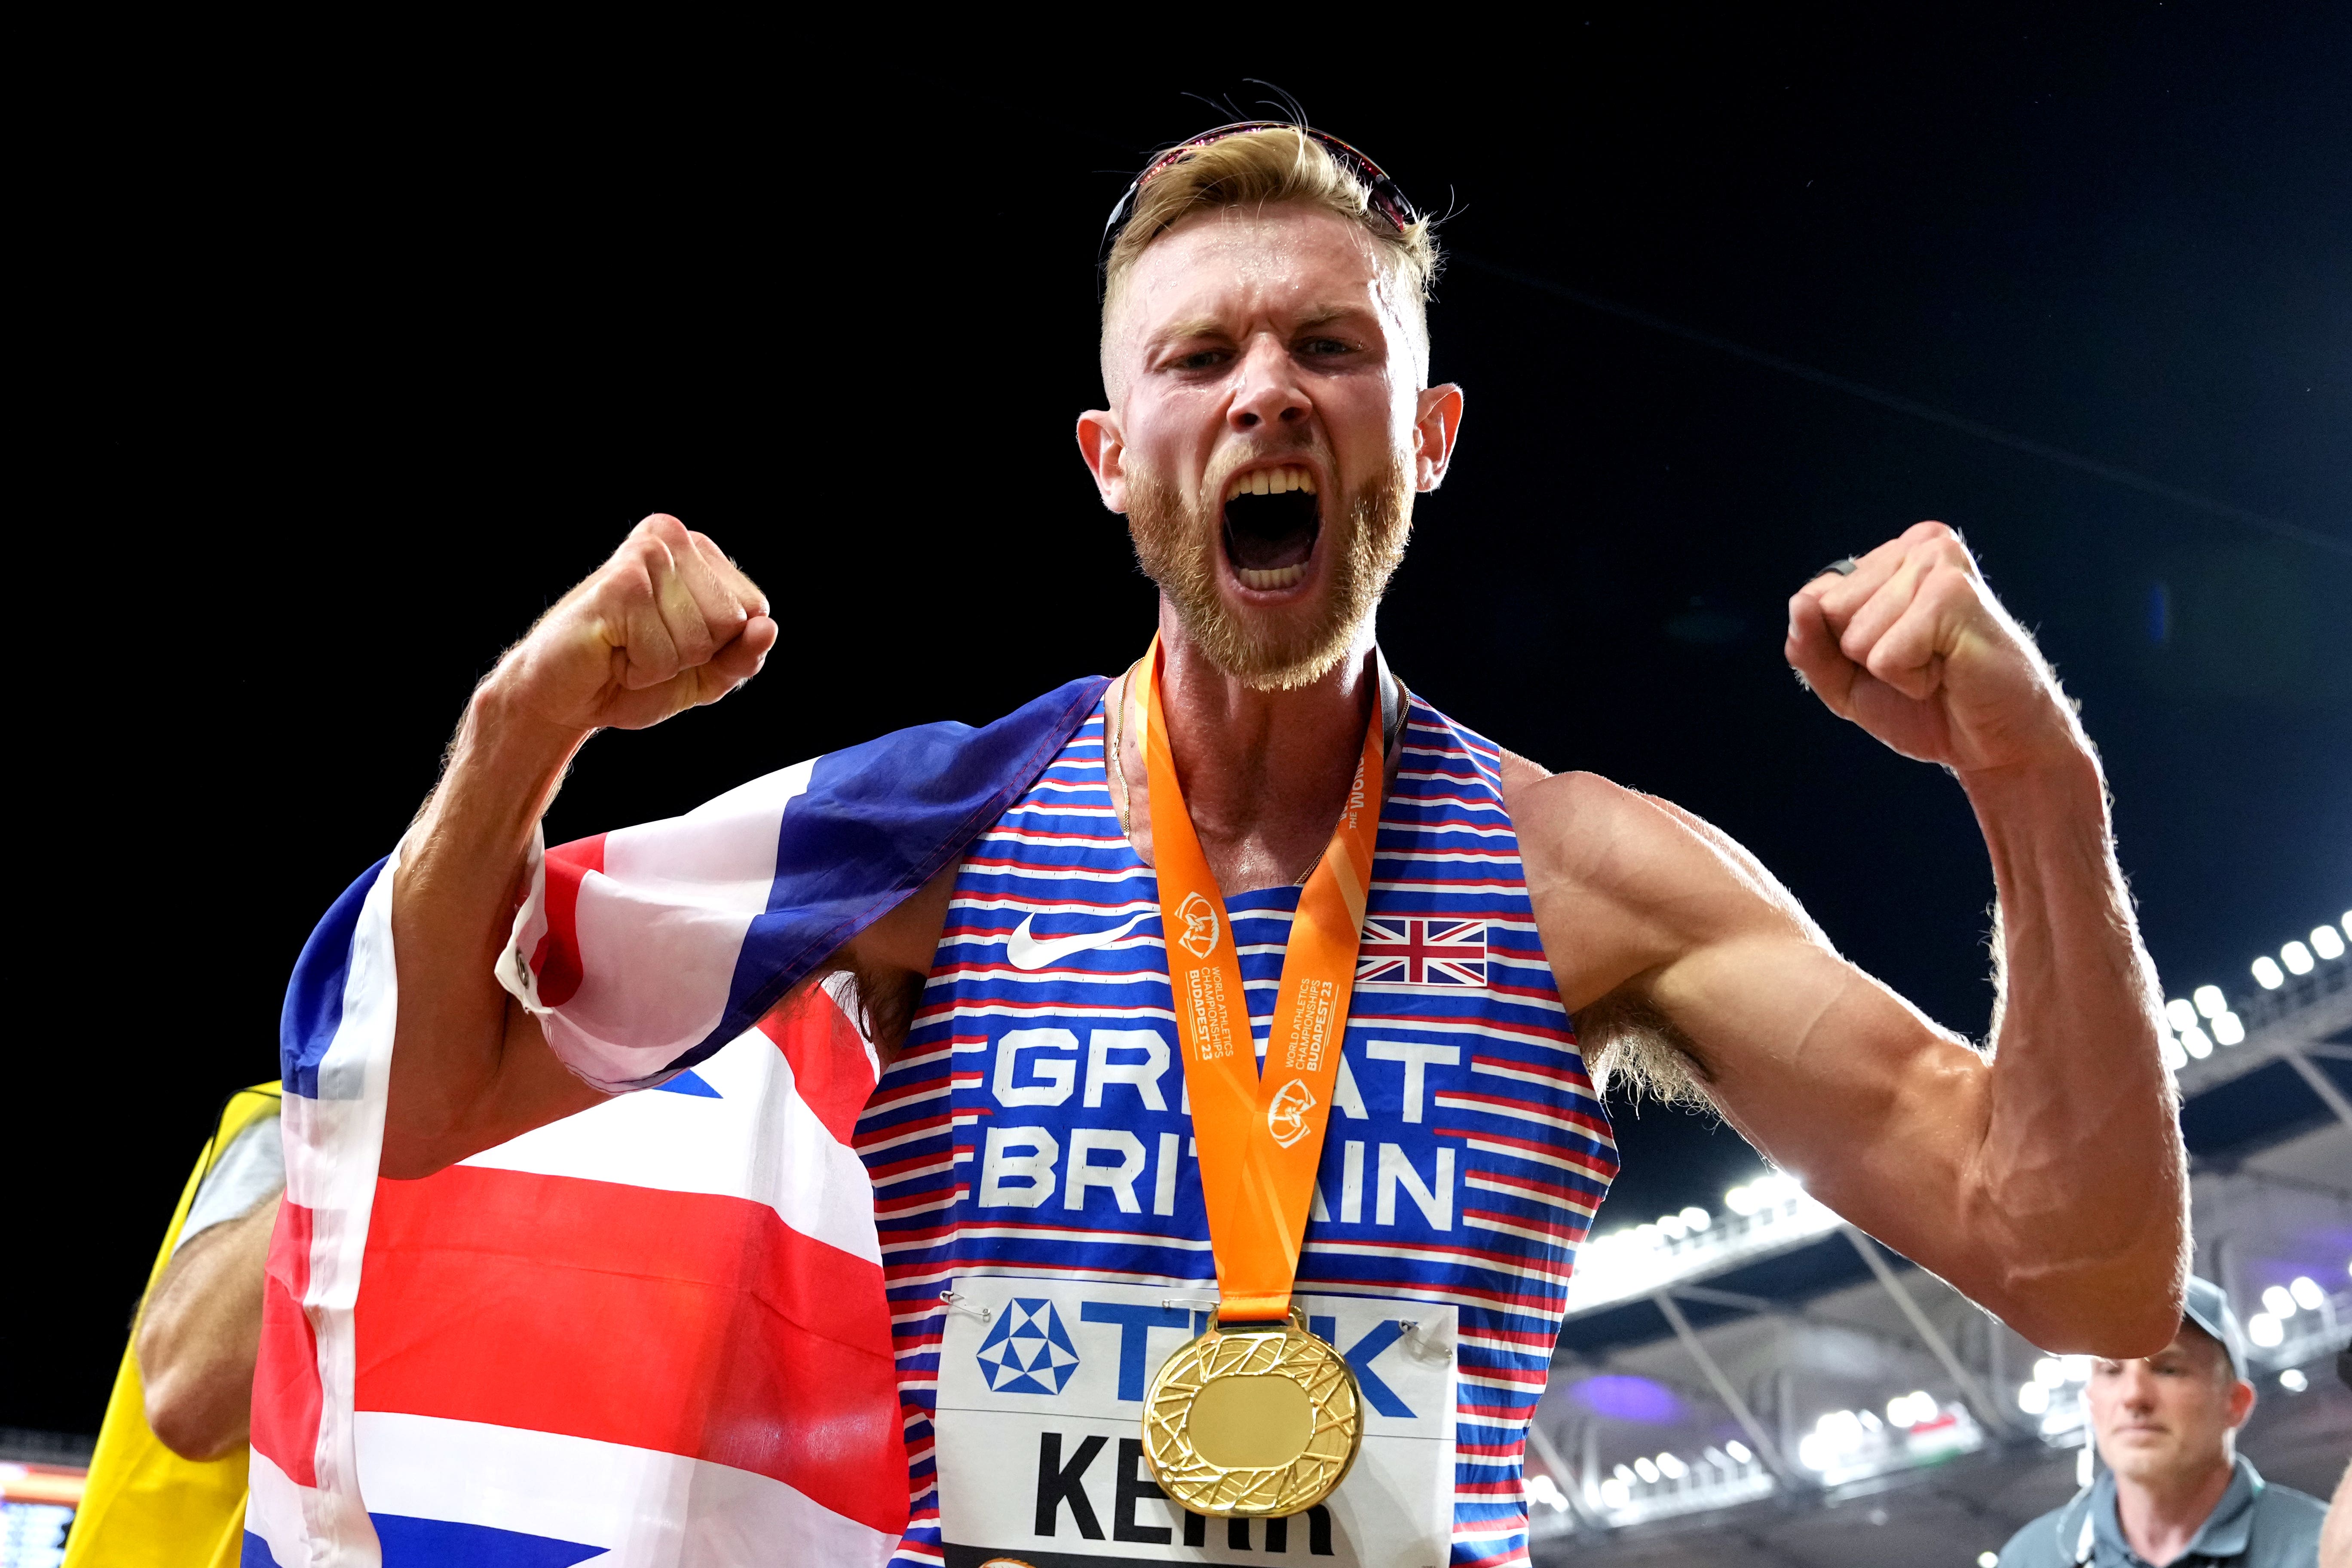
top-left (1099, 121), bottom-right (1421, 263)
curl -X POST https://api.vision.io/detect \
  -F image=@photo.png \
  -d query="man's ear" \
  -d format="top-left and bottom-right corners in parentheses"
top-left (1412, 383), bottom-right (1466, 493)
top-left (1076, 410), bottom-right (1128, 512)
top-left (2224, 1377), bottom-right (2256, 1430)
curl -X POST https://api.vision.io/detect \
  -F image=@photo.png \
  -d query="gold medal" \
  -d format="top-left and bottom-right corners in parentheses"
top-left (1142, 1310), bottom-right (1363, 1516)
top-left (1127, 640), bottom-right (1387, 1518)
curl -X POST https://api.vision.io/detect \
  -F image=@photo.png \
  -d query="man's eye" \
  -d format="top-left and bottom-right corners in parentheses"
top-left (1298, 337), bottom-right (1353, 356)
top-left (1173, 349), bottom-right (1229, 371)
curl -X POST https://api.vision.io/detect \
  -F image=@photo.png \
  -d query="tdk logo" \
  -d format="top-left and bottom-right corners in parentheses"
top-left (976, 1299), bottom-right (1082, 1393)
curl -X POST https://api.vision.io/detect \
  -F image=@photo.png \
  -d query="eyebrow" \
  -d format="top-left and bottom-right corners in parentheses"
top-left (1151, 305), bottom-right (1381, 346)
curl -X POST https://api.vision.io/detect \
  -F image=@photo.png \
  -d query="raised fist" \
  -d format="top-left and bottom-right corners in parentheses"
top-left (491, 514), bottom-right (777, 737)
top-left (1785, 521), bottom-right (2082, 777)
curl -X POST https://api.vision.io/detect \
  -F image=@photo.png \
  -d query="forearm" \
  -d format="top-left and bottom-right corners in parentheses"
top-left (1966, 745), bottom-right (2185, 1351)
top-left (386, 672), bottom-right (590, 1175)
top-left (137, 1194), bottom-right (280, 1461)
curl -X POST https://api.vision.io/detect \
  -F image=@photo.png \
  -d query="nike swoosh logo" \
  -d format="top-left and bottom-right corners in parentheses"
top-left (1006, 912), bottom-right (1150, 971)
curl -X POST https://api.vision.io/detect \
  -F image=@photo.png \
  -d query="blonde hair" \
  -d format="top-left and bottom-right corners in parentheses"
top-left (1100, 126), bottom-right (1441, 384)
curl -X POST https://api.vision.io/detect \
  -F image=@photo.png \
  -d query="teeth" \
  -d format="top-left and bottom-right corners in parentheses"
top-left (1223, 466), bottom-right (1318, 502)
top-left (1237, 564), bottom-right (1309, 591)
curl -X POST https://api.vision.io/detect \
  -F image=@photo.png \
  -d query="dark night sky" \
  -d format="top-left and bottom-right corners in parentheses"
top-left (15, 8), bottom-right (2347, 1435)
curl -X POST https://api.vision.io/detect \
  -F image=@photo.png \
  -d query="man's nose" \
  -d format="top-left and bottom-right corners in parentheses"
top-left (1228, 336), bottom-right (1309, 431)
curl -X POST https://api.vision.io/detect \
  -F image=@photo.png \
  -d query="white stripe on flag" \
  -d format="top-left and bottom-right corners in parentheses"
top-left (354, 1412), bottom-right (896, 1568)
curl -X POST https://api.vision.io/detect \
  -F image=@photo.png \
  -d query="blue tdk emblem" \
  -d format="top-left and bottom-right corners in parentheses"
top-left (976, 1298), bottom-right (1082, 1394)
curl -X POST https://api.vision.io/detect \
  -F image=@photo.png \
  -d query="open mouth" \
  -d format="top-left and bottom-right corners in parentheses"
top-left (1221, 466), bottom-right (1320, 591)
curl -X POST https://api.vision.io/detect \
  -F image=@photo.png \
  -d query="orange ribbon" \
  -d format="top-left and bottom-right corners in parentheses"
top-left (1139, 638), bottom-right (1382, 1325)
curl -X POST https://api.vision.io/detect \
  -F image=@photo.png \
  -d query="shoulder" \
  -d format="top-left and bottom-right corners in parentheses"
top-left (2249, 1476), bottom-right (2328, 1547)
top-left (1992, 1499), bottom-right (2075, 1567)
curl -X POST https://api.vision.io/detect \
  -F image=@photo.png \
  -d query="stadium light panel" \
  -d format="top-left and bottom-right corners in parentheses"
top-left (2246, 1312), bottom-right (2284, 1348)
top-left (1656, 1452), bottom-right (1687, 1479)
top-left (2290, 1276), bottom-right (2323, 1311)
top-left (2252, 956), bottom-right (2285, 989)
top-left (2260, 1285), bottom-right (2295, 1317)
top-left (2180, 1024), bottom-right (2213, 1059)
top-left (2160, 1034), bottom-right (2188, 1072)
top-left (2192, 984), bottom-right (2225, 1018)
top-left (2033, 1357), bottom-right (2066, 1387)
top-left (1724, 1183), bottom-right (1758, 1216)
top-left (1633, 1457), bottom-right (1660, 1483)
top-left (2164, 998), bottom-right (2198, 1031)
top-left (1724, 1440), bottom-right (1752, 1464)
top-left (2017, 1381), bottom-right (2049, 1415)
top-left (2279, 1368), bottom-right (2309, 1393)
top-left (2314, 925), bottom-right (2346, 962)
top-left (1680, 1206), bottom-right (1711, 1231)
top-left (2213, 1011), bottom-right (2245, 1046)
top-left (1980, 1554), bottom-right (2000, 1568)
top-left (2282, 940), bottom-right (2315, 976)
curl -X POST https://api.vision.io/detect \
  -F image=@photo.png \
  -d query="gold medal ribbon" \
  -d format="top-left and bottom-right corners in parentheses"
top-left (1139, 637), bottom-right (1381, 1326)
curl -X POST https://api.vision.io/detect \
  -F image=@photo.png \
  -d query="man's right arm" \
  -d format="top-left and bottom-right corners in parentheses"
top-left (383, 516), bottom-right (776, 1178)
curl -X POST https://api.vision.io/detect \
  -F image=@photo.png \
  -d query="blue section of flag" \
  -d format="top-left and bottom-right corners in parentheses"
top-left (665, 675), bottom-right (1110, 1078)
top-left (372, 1512), bottom-right (609, 1567)
top-left (652, 1069), bottom-right (720, 1097)
top-left (279, 857), bottom-right (387, 1099)
top-left (242, 1532), bottom-right (284, 1567)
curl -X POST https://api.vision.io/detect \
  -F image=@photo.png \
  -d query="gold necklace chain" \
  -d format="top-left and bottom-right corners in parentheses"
top-left (1106, 666), bottom-right (1137, 841)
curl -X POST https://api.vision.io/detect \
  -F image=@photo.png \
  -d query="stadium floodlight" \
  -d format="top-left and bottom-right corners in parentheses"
top-left (2160, 1033), bottom-right (2188, 1072)
top-left (1980, 1554), bottom-right (2001, 1568)
top-left (2017, 1381), bottom-right (2050, 1415)
top-left (2246, 1312), bottom-right (2284, 1348)
top-left (1614, 1464), bottom-right (1635, 1483)
top-left (2280, 1368), bottom-right (2309, 1393)
top-left (1601, 1476), bottom-right (1631, 1508)
top-left (1725, 1440), bottom-right (1752, 1464)
top-left (1724, 1182), bottom-right (1759, 1216)
top-left (2180, 1024), bottom-right (2213, 1059)
top-left (1680, 1205), bottom-right (1711, 1231)
top-left (1527, 1473), bottom-right (1570, 1513)
top-left (1633, 1456), bottom-right (1660, 1483)
top-left (1703, 1446), bottom-right (1731, 1468)
top-left (2192, 985), bottom-right (2225, 1018)
top-left (2314, 925), bottom-right (2346, 962)
top-left (2063, 1356), bottom-right (2092, 1383)
top-left (2164, 998), bottom-right (2198, 1031)
top-left (2289, 1276), bottom-right (2324, 1311)
top-left (2213, 1011), bottom-right (2245, 1046)
top-left (1656, 1214), bottom-right (1688, 1240)
top-left (2034, 1357), bottom-right (2066, 1387)
top-left (1656, 1452), bottom-right (1688, 1479)
top-left (2252, 956), bottom-right (2285, 989)
top-left (2282, 940), bottom-right (2315, 976)
top-left (2261, 1285), bottom-right (2295, 1317)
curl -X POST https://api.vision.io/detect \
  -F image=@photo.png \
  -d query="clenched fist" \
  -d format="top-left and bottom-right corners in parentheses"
top-left (1785, 521), bottom-right (2082, 777)
top-left (492, 514), bottom-right (777, 737)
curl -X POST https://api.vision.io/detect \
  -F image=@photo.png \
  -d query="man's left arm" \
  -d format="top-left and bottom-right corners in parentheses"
top-left (1511, 522), bottom-right (2187, 1355)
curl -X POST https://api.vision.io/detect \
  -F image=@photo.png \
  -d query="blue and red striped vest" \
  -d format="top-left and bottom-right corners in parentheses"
top-left (858, 689), bottom-right (1618, 1568)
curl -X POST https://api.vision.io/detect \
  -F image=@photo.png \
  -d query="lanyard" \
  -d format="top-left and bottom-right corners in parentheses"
top-left (1139, 638), bottom-right (1383, 1325)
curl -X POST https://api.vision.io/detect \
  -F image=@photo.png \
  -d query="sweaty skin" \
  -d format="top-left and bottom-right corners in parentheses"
top-left (383, 201), bottom-right (2186, 1356)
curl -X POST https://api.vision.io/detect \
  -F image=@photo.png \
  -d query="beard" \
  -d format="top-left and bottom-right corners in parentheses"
top-left (1126, 453), bottom-right (1412, 691)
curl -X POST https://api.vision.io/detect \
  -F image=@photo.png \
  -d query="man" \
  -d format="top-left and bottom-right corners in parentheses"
top-left (66, 1084), bottom-right (281, 1568)
top-left (1997, 1277), bottom-right (2324, 1565)
top-left (293, 123), bottom-right (2187, 1565)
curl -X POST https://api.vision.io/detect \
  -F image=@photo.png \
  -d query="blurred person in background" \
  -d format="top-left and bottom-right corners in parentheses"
top-left (64, 1083), bottom-right (282, 1568)
top-left (1997, 1277), bottom-right (2324, 1566)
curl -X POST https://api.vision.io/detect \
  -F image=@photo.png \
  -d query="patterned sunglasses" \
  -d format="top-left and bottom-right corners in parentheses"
top-left (1099, 120), bottom-right (1421, 261)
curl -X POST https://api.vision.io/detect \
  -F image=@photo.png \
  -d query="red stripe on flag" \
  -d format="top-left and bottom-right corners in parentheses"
top-left (530, 834), bottom-right (608, 1008)
top-left (357, 1164), bottom-right (907, 1537)
top-left (252, 1199), bottom-right (322, 1487)
top-left (755, 983), bottom-right (876, 1145)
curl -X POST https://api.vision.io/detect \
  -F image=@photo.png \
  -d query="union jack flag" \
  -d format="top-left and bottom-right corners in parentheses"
top-left (1357, 917), bottom-right (1488, 987)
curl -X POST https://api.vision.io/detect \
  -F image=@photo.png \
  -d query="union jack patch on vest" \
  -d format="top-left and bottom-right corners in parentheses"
top-left (1356, 918), bottom-right (1488, 987)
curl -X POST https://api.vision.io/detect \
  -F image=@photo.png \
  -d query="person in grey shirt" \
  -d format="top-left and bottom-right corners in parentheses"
top-left (1998, 1276), bottom-right (2324, 1565)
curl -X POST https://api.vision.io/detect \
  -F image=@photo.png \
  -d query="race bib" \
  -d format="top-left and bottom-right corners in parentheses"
top-left (934, 1279), bottom-right (1456, 1568)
